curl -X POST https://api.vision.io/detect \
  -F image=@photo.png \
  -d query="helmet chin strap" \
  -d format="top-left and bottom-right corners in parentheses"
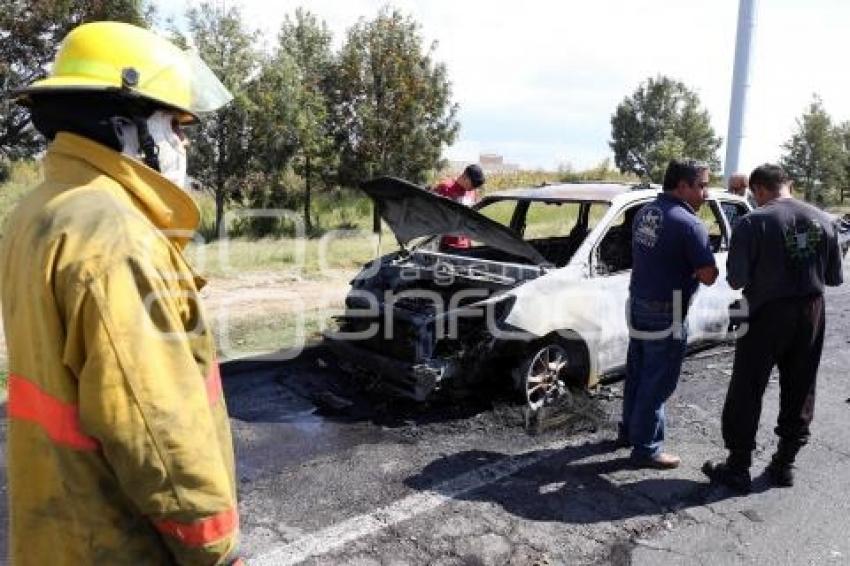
top-left (133, 115), bottom-right (161, 172)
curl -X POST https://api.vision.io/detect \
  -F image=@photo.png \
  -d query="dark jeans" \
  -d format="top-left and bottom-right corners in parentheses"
top-left (722, 295), bottom-right (825, 465)
top-left (621, 297), bottom-right (688, 458)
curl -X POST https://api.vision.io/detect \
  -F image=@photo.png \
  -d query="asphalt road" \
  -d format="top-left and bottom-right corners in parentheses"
top-left (0, 286), bottom-right (848, 565)
top-left (222, 285), bottom-right (850, 565)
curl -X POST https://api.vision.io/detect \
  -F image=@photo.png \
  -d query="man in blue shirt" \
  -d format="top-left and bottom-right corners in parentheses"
top-left (620, 159), bottom-right (719, 468)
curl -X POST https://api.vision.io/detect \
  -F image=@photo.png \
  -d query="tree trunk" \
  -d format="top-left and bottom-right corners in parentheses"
top-left (214, 130), bottom-right (227, 240)
top-left (215, 186), bottom-right (225, 241)
top-left (372, 206), bottom-right (381, 234)
top-left (304, 154), bottom-right (313, 235)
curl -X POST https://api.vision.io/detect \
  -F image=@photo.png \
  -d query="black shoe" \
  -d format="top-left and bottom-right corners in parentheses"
top-left (702, 460), bottom-right (752, 493)
top-left (766, 459), bottom-right (794, 487)
top-left (615, 424), bottom-right (630, 448)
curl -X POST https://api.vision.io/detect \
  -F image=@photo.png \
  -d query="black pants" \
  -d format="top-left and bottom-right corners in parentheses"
top-left (722, 295), bottom-right (825, 464)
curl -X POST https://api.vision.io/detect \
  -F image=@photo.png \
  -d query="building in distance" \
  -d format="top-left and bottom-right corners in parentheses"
top-left (447, 153), bottom-right (520, 176)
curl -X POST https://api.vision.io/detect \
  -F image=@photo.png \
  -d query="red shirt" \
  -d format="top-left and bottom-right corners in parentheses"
top-left (434, 179), bottom-right (478, 249)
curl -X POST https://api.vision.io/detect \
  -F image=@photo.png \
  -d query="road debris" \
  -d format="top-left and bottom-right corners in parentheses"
top-left (740, 509), bottom-right (764, 523)
top-left (691, 347), bottom-right (736, 361)
top-left (524, 388), bottom-right (606, 435)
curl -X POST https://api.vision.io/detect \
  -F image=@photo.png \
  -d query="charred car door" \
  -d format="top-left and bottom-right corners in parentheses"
top-left (687, 197), bottom-right (737, 342)
top-left (586, 199), bottom-right (651, 376)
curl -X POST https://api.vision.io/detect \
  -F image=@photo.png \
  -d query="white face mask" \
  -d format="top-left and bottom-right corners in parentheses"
top-left (147, 110), bottom-right (188, 188)
top-left (112, 110), bottom-right (188, 189)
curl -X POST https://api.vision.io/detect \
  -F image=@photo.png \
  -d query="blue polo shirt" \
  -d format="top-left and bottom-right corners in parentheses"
top-left (629, 192), bottom-right (715, 306)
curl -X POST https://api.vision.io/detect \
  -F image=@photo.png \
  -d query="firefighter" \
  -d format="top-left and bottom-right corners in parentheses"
top-left (2, 22), bottom-right (241, 564)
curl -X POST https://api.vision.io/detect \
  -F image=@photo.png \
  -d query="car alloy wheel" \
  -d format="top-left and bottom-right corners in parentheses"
top-left (517, 342), bottom-right (569, 411)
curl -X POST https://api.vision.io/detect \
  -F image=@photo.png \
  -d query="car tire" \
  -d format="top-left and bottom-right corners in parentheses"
top-left (511, 332), bottom-right (588, 411)
top-left (512, 340), bottom-right (569, 411)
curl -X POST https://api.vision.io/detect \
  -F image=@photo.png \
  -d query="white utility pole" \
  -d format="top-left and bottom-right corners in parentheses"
top-left (724, 0), bottom-right (758, 183)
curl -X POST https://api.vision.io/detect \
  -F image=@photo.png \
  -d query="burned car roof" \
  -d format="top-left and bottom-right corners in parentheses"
top-left (482, 184), bottom-right (746, 207)
top-left (482, 183), bottom-right (639, 203)
top-left (359, 177), bottom-right (753, 269)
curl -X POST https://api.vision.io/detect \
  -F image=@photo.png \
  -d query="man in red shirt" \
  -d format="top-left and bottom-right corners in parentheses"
top-left (433, 163), bottom-right (486, 249)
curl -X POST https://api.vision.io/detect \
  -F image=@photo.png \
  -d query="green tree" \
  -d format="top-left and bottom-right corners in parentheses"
top-left (276, 8), bottom-right (337, 233)
top-left (0, 0), bottom-right (153, 172)
top-left (249, 54), bottom-right (297, 179)
top-left (836, 121), bottom-right (850, 204)
top-left (241, 52), bottom-right (298, 236)
top-left (330, 8), bottom-right (459, 231)
top-left (780, 96), bottom-right (844, 205)
top-left (182, 2), bottom-right (260, 238)
top-left (610, 76), bottom-right (721, 182)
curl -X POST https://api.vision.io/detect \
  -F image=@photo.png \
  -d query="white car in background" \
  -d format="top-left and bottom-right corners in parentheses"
top-left (327, 177), bottom-right (752, 409)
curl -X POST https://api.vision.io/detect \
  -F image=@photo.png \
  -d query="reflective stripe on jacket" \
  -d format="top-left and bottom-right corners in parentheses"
top-left (0, 133), bottom-right (239, 565)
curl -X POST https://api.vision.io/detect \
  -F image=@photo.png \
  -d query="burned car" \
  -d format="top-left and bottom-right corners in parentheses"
top-left (326, 177), bottom-right (752, 409)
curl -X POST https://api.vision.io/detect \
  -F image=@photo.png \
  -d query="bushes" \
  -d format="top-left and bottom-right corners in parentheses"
top-left (193, 183), bottom-right (373, 241)
top-left (0, 159), bottom-right (376, 242)
top-left (1, 159), bottom-right (641, 243)
top-left (0, 160), bottom-right (42, 239)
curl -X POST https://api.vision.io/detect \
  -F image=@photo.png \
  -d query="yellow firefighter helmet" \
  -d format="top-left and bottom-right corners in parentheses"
top-left (15, 21), bottom-right (232, 123)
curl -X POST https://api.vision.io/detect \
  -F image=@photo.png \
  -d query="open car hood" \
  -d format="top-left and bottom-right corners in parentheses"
top-left (361, 176), bottom-right (547, 265)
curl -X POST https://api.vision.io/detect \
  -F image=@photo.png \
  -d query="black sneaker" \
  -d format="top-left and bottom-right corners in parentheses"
top-left (766, 460), bottom-right (794, 487)
top-left (702, 460), bottom-right (752, 493)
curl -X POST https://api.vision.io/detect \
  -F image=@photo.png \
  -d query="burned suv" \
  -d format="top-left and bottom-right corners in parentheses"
top-left (326, 177), bottom-right (752, 409)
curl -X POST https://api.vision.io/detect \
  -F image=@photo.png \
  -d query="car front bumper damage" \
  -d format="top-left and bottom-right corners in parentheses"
top-left (324, 333), bottom-right (461, 401)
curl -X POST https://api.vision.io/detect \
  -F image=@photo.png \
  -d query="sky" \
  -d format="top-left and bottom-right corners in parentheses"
top-left (156, 0), bottom-right (850, 172)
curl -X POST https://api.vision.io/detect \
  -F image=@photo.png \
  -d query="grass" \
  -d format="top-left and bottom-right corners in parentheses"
top-left (212, 308), bottom-right (338, 359)
top-left (184, 230), bottom-right (398, 278)
top-left (195, 187), bottom-right (376, 241)
top-left (827, 205), bottom-right (850, 216)
top-left (477, 198), bottom-right (611, 240)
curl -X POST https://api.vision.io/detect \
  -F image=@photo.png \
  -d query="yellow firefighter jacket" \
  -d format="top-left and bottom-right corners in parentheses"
top-left (0, 133), bottom-right (239, 565)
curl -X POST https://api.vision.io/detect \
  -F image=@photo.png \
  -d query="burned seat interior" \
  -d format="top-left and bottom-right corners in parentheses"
top-left (446, 198), bottom-right (612, 268)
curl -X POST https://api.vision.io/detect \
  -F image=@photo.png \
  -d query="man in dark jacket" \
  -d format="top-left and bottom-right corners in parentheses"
top-left (703, 164), bottom-right (844, 492)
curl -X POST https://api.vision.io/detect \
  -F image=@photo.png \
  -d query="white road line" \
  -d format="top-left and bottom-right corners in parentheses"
top-left (250, 436), bottom-right (580, 566)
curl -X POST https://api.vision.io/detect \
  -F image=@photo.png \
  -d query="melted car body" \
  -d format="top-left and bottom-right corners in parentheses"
top-left (326, 177), bottom-right (754, 404)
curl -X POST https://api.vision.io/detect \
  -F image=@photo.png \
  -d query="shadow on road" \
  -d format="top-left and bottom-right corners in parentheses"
top-left (404, 440), bottom-right (763, 524)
